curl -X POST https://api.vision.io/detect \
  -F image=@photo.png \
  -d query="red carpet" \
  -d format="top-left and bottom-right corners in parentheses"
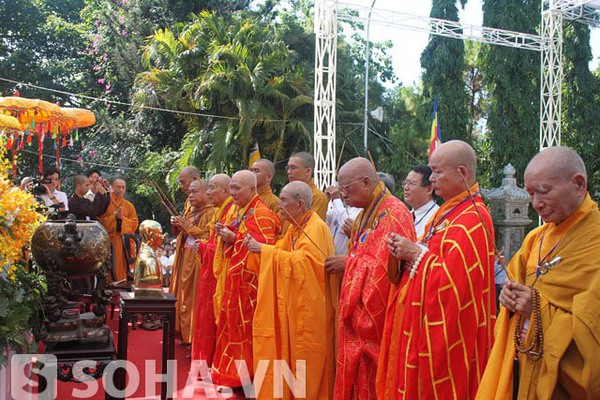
top-left (49, 307), bottom-right (247, 400)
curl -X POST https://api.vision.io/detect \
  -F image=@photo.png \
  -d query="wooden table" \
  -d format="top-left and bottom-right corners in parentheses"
top-left (115, 292), bottom-right (176, 400)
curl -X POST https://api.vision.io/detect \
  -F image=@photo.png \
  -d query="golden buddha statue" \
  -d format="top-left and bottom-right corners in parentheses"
top-left (133, 220), bottom-right (164, 298)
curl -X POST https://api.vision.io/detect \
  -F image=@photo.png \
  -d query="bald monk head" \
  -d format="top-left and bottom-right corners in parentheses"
top-left (230, 170), bottom-right (258, 208)
top-left (251, 158), bottom-right (276, 192)
top-left (287, 151), bottom-right (315, 183)
top-left (188, 179), bottom-right (209, 209)
top-left (177, 166), bottom-right (201, 195)
top-left (279, 181), bottom-right (313, 222)
top-left (111, 177), bottom-right (127, 200)
top-left (428, 140), bottom-right (477, 201)
top-left (525, 146), bottom-right (587, 225)
top-left (337, 157), bottom-right (378, 209)
top-left (207, 173), bottom-right (231, 207)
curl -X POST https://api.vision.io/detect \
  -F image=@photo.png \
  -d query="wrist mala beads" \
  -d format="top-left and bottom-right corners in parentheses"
top-left (513, 287), bottom-right (543, 361)
top-left (409, 248), bottom-right (428, 279)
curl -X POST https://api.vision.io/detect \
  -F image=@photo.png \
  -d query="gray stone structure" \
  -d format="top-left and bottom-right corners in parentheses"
top-left (482, 164), bottom-right (532, 261)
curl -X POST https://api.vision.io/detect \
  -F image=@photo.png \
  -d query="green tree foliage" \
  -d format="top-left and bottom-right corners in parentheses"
top-left (133, 11), bottom-right (314, 182)
top-left (420, 0), bottom-right (470, 143)
top-left (562, 21), bottom-right (600, 196)
top-left (480, 0), bottom-right (540, 185)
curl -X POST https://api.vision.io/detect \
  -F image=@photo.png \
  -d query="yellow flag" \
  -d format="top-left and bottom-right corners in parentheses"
top-left (248, 142), bottom-right (261, 168)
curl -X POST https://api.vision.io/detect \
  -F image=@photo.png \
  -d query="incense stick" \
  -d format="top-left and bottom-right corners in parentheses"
top-left (457, 171), bottom-right (514, 281)
top-left (278, 203), bottom-right (328, 257)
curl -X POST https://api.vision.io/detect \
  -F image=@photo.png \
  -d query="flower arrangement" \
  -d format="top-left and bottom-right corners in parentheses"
top-left (0, 136), bottom-right (47, 365)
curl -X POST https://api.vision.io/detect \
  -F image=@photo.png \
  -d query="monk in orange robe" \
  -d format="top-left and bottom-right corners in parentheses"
top-left (246, 181), bottom-right (336, 399)
top-left (211, 170), bottom-right (281, 388)
top-left (99, 177), bottom-right (139, 282)
top-left (169, 166), bottom-right (200, 344)
top-left (191, 174), bottom-right (233, 366)
top-left (325, 157), bottom-right (414, 400)
top-left (171, 177), bottom-right (215, 345)
top-left (251, 158), bottom-right (280, 215)
top-left (477, 147), bottom-right (600, 400)
top-left (384, 140), bottom-right (496, 399)
top-left (286, 151), bottom-right (328, 220)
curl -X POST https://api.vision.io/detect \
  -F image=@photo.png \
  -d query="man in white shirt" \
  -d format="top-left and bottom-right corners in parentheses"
top-left (325, 186), bottom-right (361, 255)
top-left (403, 165), bottom-right (439, 238)
top-left (39, 166), bottom-right (69, 212)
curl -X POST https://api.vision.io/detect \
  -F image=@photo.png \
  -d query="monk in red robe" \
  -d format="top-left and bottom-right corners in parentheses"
top-left (326, 157), bottom-right (414, 400)
top-left (191, 174), bottom-right (233, 366)
top-left (383, 140), bottom-right (496, 399)
top-left (211, 170), bottom-right (281, 388)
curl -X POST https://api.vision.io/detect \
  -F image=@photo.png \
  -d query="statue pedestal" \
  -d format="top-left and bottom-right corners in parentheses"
top-left (116, 292), bottom-right (176, 400)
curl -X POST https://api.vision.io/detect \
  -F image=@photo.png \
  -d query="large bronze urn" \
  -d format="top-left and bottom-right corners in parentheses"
top-left (31, 214), bottom-right (112, 344)
top-left (31, 216), bottom-right (110, 277)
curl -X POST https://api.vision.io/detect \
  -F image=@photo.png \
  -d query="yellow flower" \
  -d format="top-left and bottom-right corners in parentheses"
top-left (0, 136), bottom-right (46, 266)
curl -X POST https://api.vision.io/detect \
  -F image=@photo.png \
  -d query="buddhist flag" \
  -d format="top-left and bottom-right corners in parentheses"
top-left (429, 99), bottom-right (442, 157)
top-left (248, 142), bottom-right (261, 168)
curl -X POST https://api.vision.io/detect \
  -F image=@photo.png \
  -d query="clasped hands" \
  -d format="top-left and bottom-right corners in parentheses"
top-left (214, 222), bottom-right (236, 244)
top-left (499, 280), bottom-right (533, 319)
top-left (243, 234), bottom-right (262, 253)
top-left (387, 233), bottom-right (421, 263)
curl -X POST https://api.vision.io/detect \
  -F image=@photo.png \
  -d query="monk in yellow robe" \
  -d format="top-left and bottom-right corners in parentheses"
top-left (245, 181), bottom-right (336, 399)
top-left (171, 177), bottom-right (215, 345)
top-left (168, 167), bottom-right (198, 343)
top-left (99, 177), bottom-right (139, 282)
top-left (251, 158), bottom-right (280, 214)
top-left (191, 174), bottom-right (233, 366)
top-left (211, 170), bottom-right (281, 388)
top-left (477, 146), bottom-right (600, 400)
top-left (326, 157), bottom-right (414, 400)
top-left (384, 141), bottom-right (496, 400)
top-left (286, 151), bottom-right (328, 220)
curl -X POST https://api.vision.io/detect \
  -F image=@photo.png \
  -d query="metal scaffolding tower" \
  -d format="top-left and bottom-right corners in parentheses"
top-left (314, 0), bottom-right (338, 189)
top-left (313, 0), bottom-right (599, 188)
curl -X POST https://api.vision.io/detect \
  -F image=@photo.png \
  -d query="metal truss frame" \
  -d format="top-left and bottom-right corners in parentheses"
top-left (314, 0), bottom-right (338, 189)
top-left (313, 0), bottom-right (600, 188)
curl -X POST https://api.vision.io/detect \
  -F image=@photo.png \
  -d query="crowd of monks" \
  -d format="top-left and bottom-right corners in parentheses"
top-left (69, 141), bottom-right (599, 399)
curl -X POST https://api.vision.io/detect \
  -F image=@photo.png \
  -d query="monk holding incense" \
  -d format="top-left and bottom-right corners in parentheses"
top-left (246, 181), bottom-right (336, 399)
top-left (328, 157), bottom-right (414, 399)
top-left (383, 140), bottom-right (496, 399)
top-left (171, 178), bottom-right (215, 345)
top-left (211, 170), bottom-right (281, 389)
top-left (169, 166), bottom-right (200, 344)
top-left (476, 146), bottom-right (600, 399)
top-left (191, 173), bottom-right (233, 367)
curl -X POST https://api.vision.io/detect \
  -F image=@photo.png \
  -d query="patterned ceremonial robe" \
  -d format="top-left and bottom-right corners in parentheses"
top-left (170, 201), bottom-right (215, 344)
top-left (476, 194), bottom-right (600, 400)
top-left (382, 183), bottom-right (496, 400)
top-left (335, 182), bottom-right (414, 400)
top-left (258, 186), bottom-right (280, 215)
top-left (191, 197), bottom-right (234, 365)
top-left (211, 195), bottom-right (281, 387)
top-left (253, 210), bottom-right (336, 399)
top-left (98, 197), bottom-right (138, 281)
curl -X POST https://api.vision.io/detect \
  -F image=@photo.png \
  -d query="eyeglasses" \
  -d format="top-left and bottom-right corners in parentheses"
top-left (403, 179), bottom-right (420, 188)
top-left (339, 177), bottom-right (365, 193)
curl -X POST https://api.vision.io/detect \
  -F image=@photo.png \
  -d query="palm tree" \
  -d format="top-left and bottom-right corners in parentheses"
top-left (132, 11), bottom-right (314, 180)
